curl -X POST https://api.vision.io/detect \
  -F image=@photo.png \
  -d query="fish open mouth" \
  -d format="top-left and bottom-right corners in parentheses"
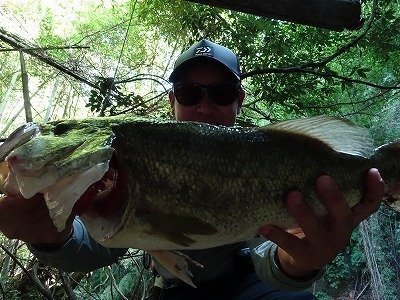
top-left (72, 152), bottom-right (133, 244)
top-left (72, 154), bottom-right (129, 220)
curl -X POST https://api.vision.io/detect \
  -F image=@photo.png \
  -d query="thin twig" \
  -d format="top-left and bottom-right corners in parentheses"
top-left (32, 262), bottom-right (54, 300)
top-left (355, 280), bottom-right (371, 300)
top-left (0, 243), bottom-right (53, 300)
top-left (0, 281), bottom-right (6, 300)
top-left (130, 258), bottom-right (146, 300)
top-left (108, 266), bottom-right (129, 300)
top-left (242, 67), bottom-right (400, 90)
top-left (58, 270), bottom-right (77, 300)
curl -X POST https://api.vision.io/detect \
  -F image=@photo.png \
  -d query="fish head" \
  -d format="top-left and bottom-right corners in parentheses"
top-left (0, 117), bottom-right (128, 230)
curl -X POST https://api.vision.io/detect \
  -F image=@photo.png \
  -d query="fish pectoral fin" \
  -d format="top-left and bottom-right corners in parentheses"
top-left (150, 250), bottom-right (197, 288)
top-left (137, 213), bottom-right (218, 247)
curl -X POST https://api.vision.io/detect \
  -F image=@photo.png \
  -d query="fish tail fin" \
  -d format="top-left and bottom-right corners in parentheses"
top-left (373, 140), bottom-right (400, 212)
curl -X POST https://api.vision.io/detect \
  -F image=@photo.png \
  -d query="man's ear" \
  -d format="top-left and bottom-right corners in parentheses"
top-left (168, 90), bottom-right (175, 115)
top-left (236, 88), bottom-right (245, 114)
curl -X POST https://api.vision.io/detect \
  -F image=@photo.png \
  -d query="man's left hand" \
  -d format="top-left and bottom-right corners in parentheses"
top-left (258, 168), bottom-right (384, 278)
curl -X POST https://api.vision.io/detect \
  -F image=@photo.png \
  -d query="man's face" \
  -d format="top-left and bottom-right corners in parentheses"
top-left (169, 61), bottom-right (244, 126)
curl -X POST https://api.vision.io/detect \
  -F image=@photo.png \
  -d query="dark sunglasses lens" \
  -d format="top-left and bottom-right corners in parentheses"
top-left (175, 84), bottom-right (203, 106)
top-left (208, 84), bottom-right (239, 106)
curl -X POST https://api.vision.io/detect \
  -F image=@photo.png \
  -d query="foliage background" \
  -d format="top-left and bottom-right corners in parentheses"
top-left (0, 0), bottom-right (399, 299)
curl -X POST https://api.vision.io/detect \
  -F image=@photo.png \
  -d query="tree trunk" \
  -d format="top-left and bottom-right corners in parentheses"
top-left (0, 104), bottom-right (24, 137)
top-left (359, 218), bottom-right (383, 300)
top-left (44, 77), bottom-right (60, 122)
top-left (62, 85), bottom-right (73, 118)
top-left (19, 50), bottom-right (32, 122)
top-left (0, 72), bottom-right (19, 123)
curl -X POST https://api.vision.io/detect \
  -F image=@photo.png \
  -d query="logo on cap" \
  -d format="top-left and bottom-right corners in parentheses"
top-left (195, 46), bottom-right (213, 57)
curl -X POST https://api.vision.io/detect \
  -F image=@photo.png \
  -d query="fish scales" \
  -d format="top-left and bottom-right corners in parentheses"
top-left (111, 120), bottom-right (371, 237)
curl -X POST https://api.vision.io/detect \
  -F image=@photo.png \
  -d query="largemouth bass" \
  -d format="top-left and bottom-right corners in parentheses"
top-left (0, 115), bottom-right (399, 285)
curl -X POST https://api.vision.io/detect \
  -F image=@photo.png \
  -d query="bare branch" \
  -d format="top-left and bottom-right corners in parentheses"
top-left (0, 27), bottom-right (97, 89)
top-left (0, 45), bottom-right (89, 52)
top-left (243, 67), bottom-right (400, 90)
top-left (301, 69), bottom-right (400, 90)
top-left (108, 266), bottom-right (129, 300)
top-left (301, 88), bottom-right (398, 110)
top-left (58, 270), bottom-right (77, 300)
top-left (32, 262), bottom-right (54, 300)
top-left (0, 243), bottom-right (54, 299)
top-left (241, 1), bottom-right (394, 92)
top-left (356, 281), bottom-right (371, 300)
top-left (300, 0), bottom-right (378, 68)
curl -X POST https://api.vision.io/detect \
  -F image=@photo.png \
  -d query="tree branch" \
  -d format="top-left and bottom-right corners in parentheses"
top-left (32, 262), bottom-right (54, 300)
top-left (0, 244), bottom-right (53, 300)
top-left (0, 27), bottom-right (97, 89)
top-left (356, 280), bottom-right (371, 300)
top-left (299, 0), bottom-right (378, 69)
top-left (58, 270), bottom-right (77, 300)
top-left (241, 0), bottom-right (395, 92)
top-left (301, 69), bottom-right (400, 90)
top-left (243, 67), bottom-right (400, 90)
top-left (108, 266), bottom-right (128, 300)
top-left (301, 88), bottom-right (397, 110)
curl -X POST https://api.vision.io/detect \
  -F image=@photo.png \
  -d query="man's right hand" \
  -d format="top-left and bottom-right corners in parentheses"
top-left (0, 193), bottom-right (73, 247)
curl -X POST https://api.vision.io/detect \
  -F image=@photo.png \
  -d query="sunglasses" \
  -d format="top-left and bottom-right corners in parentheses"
top-left (173, 82), bottom-right (241, 107)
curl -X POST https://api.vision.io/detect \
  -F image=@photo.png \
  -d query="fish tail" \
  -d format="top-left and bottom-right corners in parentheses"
top-left (373, 140), bottom-right (400, 212)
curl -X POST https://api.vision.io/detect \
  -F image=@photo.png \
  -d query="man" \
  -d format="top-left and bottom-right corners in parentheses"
top-left (0, 40), bottom-right (383, 299)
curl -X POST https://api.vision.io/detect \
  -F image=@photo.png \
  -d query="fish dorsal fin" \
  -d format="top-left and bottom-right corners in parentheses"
top-left (264, 116), bottom-right (374, 158)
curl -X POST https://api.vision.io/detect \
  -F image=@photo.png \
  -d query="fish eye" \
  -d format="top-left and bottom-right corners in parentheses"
top-left (54, 123), bottom-right (71, 135)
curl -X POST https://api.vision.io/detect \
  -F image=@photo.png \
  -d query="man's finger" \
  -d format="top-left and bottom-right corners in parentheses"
top-left (314, 176), bottom-right (353, 236)
top-left (364, 168), bottom-right (385, 203)
top-left (285, 191), bottom-right (323, 244)
top-left (352, 168), bottom-right (384, 225)
top-left (258, 224), bottom-right (305, 257)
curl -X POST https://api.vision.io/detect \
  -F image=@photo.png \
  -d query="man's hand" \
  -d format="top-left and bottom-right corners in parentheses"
top-left (0, 194), bottom-right (73, 247)
top-left (258, 168), bottom-right (384, 278)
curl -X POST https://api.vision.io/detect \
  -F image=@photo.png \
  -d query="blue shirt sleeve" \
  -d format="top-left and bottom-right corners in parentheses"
top-left (249, 237), bottom-right (324, 291)
top-left (28, 217), bottom-right (127, 272)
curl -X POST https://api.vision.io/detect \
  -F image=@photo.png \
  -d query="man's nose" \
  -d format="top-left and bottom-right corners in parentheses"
top-left (196, 92), bottom-right (214, 113)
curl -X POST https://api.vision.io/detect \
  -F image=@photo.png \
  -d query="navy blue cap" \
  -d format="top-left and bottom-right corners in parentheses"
top-left (169, 39), bottom-right (241, 82)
